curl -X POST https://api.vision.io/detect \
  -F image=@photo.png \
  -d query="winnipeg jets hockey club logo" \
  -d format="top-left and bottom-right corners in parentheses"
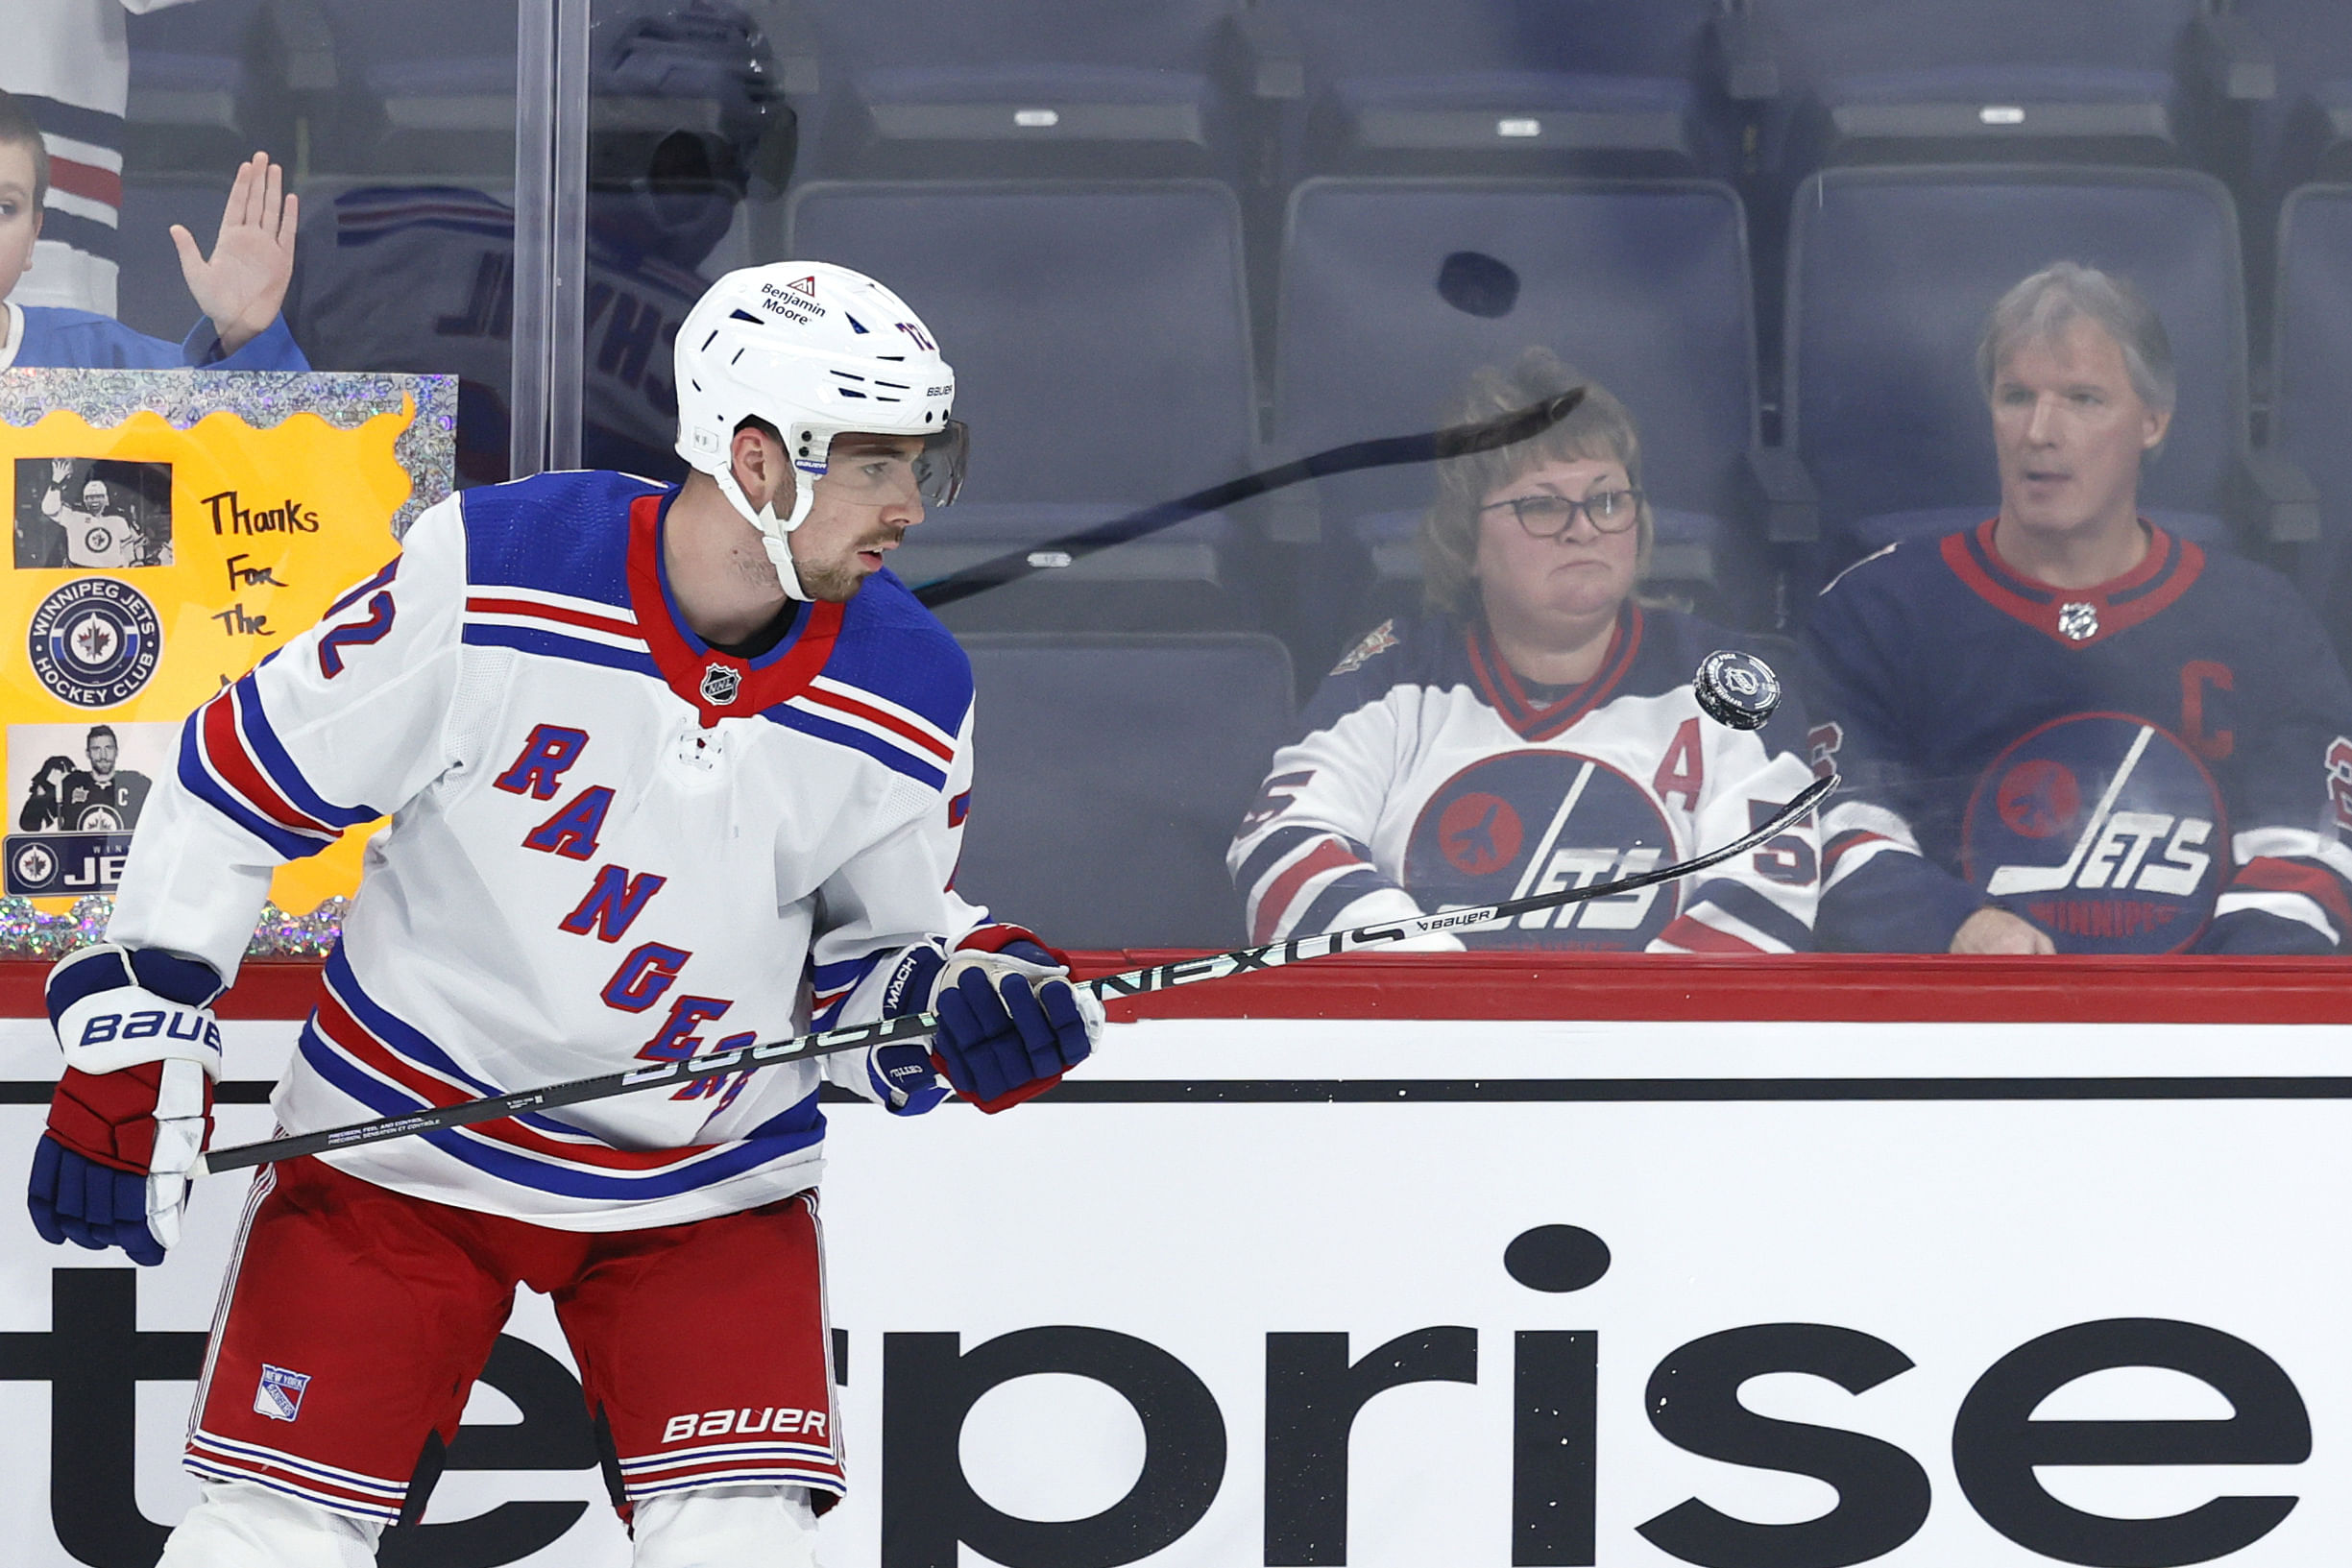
top-left (10, 842), bottom-right (57, 891)
top-left (1965, 713), bottom-right (2223, 953)
top-left (699, 663), bottom-right (741, 707)
top-left (27, 577), bottom-right (162, 708)
top-left (1405, 749), bottom-right (1679, 950)
top-left (254, 1363), bottom-right (312, 1422)
top-left (2057, 601), bottom-right (2100, 641)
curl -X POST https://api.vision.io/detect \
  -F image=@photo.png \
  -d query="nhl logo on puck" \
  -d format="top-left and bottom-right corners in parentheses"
top-left (1692, 649), bottom-right (1782, 732)
top-left (2057, 602), bottom-right (2099, 641)
top-left (699, 663), bottom-right (742, 706)
top-left (27, 577), bottom-right (161, 709)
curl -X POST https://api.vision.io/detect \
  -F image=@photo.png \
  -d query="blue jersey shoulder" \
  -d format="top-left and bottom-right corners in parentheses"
top-left (822, 567), bottom-right (974, 738)
top-left (18, 306), bottom-right (186, 370)
top-left (456, 470), bottom-right (662, 608)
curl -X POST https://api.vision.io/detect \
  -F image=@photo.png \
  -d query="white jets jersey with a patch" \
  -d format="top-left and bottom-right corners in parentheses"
top-left (1230, 607), bottom-right (1822, 953)
top-left (108, 470), bottom-right (983, 1230)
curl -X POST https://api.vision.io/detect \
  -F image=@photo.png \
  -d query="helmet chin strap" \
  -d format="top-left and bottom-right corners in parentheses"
top-left (714, 458), bottom-right (821, 602)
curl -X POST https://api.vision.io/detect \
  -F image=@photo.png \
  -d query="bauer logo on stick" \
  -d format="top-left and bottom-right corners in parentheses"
top-left (1693, 650), bottom-right (1782, 732)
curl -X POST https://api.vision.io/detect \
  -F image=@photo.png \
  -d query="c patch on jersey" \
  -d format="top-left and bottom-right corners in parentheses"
top-left (1404, 749), bottom-right (1678, 950)
top-left (28, 577), bottom-right (162, 708)
top-left (1962, 712), bottom-right (2225, 954)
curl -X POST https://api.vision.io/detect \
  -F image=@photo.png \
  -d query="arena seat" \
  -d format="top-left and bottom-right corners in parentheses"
top-left (1273, 178), bottom-right (1765, 619)
top-left (1783, 165), bottom-right (2252, 557)
top-left (794, 0), bottom-right (1259, 180)
top-left (2272, 185), bottom-right (2352, 629)
top-left (1268, 0), bottom-right (1739, 179)
top-left (787, 181), bottom-right (1259, 630)
top-left (2236, 0), bottom-right (2352, 187)
top-left (1754, 0), bottom-right (2247, 171)
top-left (317, 0), bottom-right (520, 176)
top-left (125, 0), bottom-right (269, 166)
top-left (957, 633), bottom-right (1296, 949)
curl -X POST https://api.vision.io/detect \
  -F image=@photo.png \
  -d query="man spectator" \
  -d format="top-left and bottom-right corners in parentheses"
top-left (21, 724), bottom-right (152, 832)
top-left (1807, 261), bottom-right (2352, 954)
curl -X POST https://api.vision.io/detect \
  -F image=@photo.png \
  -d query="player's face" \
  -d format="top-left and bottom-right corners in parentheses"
top-left (0, 140), bottom-right (39, 302)
top-left (86, 735), bottom-right (115, 776)
top-left (1474, 455), bottom-right (1641, 639)
top-left (788, 433), bottom-right (927, 602)
top-left (82, 482), bottom-right (109, 513)
top-left (1990, 318), bottom-right (2170, 551)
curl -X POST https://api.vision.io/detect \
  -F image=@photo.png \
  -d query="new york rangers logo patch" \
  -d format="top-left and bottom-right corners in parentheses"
top-left (700, 663), bottom-right (741, 706)
top-left (254, 1363), bottom-right (312, 1422)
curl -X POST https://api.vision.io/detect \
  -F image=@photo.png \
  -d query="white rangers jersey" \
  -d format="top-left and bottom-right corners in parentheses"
top-left (1230, 607), bottom-right (1821, 953)
top-left (109, 469), bottom-right (984, 1229)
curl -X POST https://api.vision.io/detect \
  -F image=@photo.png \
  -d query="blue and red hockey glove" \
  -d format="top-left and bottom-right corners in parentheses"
top-left (882, 925), bottom-right (1103, 1113)
top-left (28, 942), bottom-right (226, 1266)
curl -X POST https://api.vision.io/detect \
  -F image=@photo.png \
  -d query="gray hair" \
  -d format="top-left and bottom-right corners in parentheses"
top-left (1976, 261), bottom-right (2176, 414)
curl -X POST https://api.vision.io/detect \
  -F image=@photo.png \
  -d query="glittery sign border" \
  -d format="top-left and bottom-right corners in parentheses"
top-left (0, 370), bottom-right (457, 537)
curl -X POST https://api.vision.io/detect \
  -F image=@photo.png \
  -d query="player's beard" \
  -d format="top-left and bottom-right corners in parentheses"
top-left (795, 526), bottom-right (905, 603)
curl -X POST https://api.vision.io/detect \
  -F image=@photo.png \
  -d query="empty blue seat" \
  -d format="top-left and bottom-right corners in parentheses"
top-left (788, 180), bottom-right (1258, 625)
top-left (1784, 165), bottom-right (2249, 554)
top-left (2236, 0), bottom-right (2352, 186)
top-left (125, 0), bottom-right (267, 150)
top-left (2274, 185), bottom-right (2352, 623)
top-left (1758, 0), bottom-right (2218, 167)
top-left (1274, 178), bottom-right (1760, 597)
top-left (1271, 0), bottom-right (1734, 178)
top-left (958, 634), bottom-right (1295, 949)
top-left (797, 0), bottom-right (1252, 179)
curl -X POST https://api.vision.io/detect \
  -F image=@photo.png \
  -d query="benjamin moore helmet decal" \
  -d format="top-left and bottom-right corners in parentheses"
top-left (1962, 712), bottom-right (2226, 954)
top-left (1404, 749), bottom-right (1678, 951)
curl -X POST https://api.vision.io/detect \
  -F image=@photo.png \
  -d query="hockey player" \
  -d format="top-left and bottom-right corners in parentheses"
top-left (42, 468), bottom-right (151, 567)
top-left (1232, 352), bottom-right (1821, 953)
top-left (0, 91), bottom-right (307, 370)
top-left (20, 723), bottom-right (152, 832)
top-left (1807, 262), bottom-right (2352, 954)
top-left (24, 258), bottom-right (1100, 1564)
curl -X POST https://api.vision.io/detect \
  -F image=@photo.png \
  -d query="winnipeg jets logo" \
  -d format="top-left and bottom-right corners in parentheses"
top-left (699, 664), bottom-right (741, 706)
top-left (2057, 602), bottom-right (2099, 641)
top-left (1330, 619), bottom-right (1399, 677)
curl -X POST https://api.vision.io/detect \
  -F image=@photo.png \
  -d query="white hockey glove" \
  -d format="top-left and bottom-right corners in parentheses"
top-left (28, 943), bottom-right (226, 1265)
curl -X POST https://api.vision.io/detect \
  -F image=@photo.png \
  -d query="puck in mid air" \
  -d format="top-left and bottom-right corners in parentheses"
top-left (1692, 649), bottom-right (1782, 732)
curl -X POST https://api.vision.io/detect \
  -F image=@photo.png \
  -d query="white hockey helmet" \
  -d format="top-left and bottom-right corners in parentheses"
top-left (673, 260), bottom-right (964, 598)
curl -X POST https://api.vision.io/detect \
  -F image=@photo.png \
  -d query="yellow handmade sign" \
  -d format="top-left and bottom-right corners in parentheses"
top-left (0, 371), bottom-right (456, 917)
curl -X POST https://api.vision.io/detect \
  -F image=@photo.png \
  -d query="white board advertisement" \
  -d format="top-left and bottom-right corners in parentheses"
top-left (3, 1012), bottom-right (2349, 1567)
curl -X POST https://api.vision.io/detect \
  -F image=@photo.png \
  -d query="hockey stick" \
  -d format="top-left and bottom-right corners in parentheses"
top-left (913, 389), bottom-right (1586, 610)
top-left (192, 772), bottom-right (1831, 1178)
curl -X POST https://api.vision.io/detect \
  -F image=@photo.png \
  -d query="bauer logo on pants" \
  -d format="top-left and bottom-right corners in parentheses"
top-left (254, 1363), bottom-right (312, 1422)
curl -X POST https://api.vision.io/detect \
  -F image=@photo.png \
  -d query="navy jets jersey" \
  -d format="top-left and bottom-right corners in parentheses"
top-left (1230, 607), bottom-right (1821, 953)
top-left (108, 470), bottom-right (983, 1229)
top-left (1806, 520), bottom-right (2352, 953)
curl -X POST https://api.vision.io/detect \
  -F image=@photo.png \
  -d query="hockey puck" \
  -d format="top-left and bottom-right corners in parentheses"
top-left (1692, 649), bottom-right (1782, 732)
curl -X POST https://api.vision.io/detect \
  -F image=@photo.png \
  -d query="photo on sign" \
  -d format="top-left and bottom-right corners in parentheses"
top-left (3, 719), bottom-right (172, 896)
top-left (12, 457), bottom-right (174, 569)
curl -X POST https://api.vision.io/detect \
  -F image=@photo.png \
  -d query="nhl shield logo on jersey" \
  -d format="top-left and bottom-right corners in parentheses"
top-left (1404, 749), bottom-right (1678, 950)
top-left (699, 663), bottom-right (742, 706)
top-left (1963, 712), bottom-right (2225, 953)
top-left (27, 577), bottom-right (162, 708)
top-left (253, 1363), bottom-right (312, 1422)
top-left (2057, 601), bottom-right (2100, 641)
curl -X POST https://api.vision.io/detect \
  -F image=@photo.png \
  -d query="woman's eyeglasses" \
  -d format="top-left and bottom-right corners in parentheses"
top-left (1480, 488), bottom-right (1644, 539)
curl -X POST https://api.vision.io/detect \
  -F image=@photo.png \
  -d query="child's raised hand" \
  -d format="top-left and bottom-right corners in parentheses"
top-left (171, 153), bottom-right (298, 356)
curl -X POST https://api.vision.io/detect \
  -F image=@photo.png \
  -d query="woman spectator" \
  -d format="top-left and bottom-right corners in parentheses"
top-left (1230, 350), bottom-right (1820, 952)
